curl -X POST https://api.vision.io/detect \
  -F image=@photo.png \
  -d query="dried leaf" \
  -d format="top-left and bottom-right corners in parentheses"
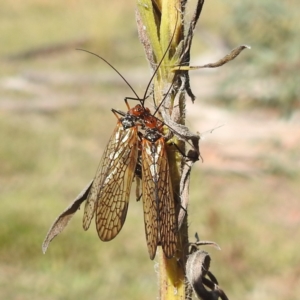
top-left (42, 181), bottom-right (93, 254)
top-left (174, 45), bottom-right (251, 71)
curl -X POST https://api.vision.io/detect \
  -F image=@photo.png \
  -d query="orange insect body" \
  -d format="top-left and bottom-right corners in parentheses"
top-left (82, 103), bottom-right (177, 260)
top-left (141, 114), bottom-right (177, 259)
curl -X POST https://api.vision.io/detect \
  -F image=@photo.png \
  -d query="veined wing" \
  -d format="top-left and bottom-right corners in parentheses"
top-left (142, 138), bottom-right (159, 259)
top-left (155, 138), bottom-right (177, 258)
top-left (83, 121), bottom-right (139, 241)
top-left (142, 136), bottom-right (177, 259)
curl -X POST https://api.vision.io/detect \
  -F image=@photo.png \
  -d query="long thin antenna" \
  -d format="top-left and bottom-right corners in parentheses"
top-left (77, 12), bottom-right (178, 109)
top-left (141, 12), bottom-right (179, 106)
top-left (76, 49), bottom-right (140, 99)
top-left (153, 74), bottom-right (177, 116)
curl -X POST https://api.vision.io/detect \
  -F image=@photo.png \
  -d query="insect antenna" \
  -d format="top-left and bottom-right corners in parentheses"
top-left (77, 11), bottom-right (178, 111)
top-left (152, 74), bottom-right (177, 117)
top-left (141, 13), bottom-right (179, 108)
top-left (76, 48), bottom-right (140, 100)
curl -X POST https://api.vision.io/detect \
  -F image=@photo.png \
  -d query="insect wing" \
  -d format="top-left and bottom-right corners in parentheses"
top-left (82, 122), bottom-right (122, 230)
top-left (96, 124), bottom-right (139, 240)
top-left (83, 121), bottom-right (139, 241)
top-left (155, 138), bottom-right (177, 258)
top-left (141, 138), bottom-right (159, 259)
top-left (142, 137), bottom-right (177, 259)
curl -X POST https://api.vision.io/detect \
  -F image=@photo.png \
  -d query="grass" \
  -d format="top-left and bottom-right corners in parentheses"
top-left (1, 0), bottom-right (300, 299)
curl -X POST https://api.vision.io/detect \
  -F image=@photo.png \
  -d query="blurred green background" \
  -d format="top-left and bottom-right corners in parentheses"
top-left (1, 0), bottom-right (299, 299)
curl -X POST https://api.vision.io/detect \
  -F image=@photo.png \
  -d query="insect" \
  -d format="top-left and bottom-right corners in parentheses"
top-left (140, 113), bottom-right (178, 259)
top-left (78, 25), bottom-right (180, 259)
top-left (82, 101), bottom-right (178, 259)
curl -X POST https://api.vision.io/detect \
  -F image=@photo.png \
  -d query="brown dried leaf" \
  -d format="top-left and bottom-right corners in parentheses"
top-left (42, 181), bottom-right (93, 254)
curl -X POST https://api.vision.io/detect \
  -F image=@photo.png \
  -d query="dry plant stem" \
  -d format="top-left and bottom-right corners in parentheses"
top-left (137, 0), bottom-right (191, 299)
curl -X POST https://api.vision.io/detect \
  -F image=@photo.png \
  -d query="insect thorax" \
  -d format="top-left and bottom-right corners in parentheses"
top-left (144, 128), bottom-right (161, 143)
top-left (121, 114), bottom-right (137, 129)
